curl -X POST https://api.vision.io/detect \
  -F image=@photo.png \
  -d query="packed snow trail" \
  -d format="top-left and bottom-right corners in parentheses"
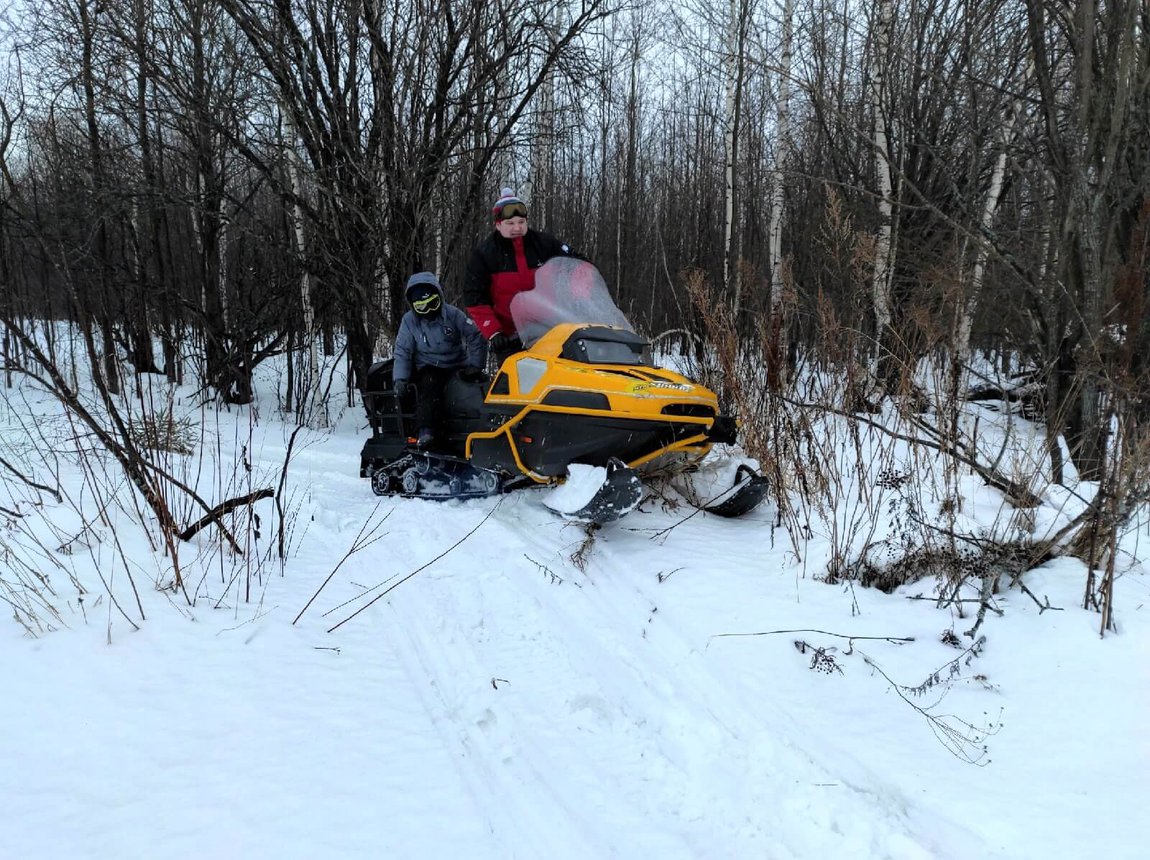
top-left (302, 487), bottom-right (989, 859)
top-left (5, 356), bottom-right (1148, 859)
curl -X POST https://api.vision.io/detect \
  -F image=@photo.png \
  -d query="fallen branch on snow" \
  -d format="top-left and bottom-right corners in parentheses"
top-left (178, 488), bottom-right (273, 543)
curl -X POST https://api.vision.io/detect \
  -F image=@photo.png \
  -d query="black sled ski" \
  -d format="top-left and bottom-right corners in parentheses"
top-left (544, 458), bottom-right (644, 525)
top-left (701, 464), bottom-right (770, 518)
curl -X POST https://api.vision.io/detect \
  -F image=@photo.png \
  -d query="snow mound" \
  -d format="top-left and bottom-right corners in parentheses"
top-left (543, 464), bottom-right (608, 514)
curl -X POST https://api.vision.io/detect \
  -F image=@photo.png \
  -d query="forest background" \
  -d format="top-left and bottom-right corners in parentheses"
top-left (1, 0), bottom-right (1148, 600)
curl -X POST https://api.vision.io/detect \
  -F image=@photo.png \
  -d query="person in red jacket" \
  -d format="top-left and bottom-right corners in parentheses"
top-left (463, 187), bottom-right (583, 365)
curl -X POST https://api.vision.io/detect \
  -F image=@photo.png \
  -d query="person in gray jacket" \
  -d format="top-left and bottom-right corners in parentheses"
top-left (393, 271), bottom-right (487, 448)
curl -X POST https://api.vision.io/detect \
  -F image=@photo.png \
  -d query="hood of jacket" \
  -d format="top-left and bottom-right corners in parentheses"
top-left (405, 271), bottom-right (444, 305)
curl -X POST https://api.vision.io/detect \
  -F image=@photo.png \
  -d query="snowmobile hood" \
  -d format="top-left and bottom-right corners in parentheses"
top-left (489, 340), bottom-right (717, 412)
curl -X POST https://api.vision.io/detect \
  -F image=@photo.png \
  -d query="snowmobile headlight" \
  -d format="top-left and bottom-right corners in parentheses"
top-left (514, 357), bottom-right (548, 394)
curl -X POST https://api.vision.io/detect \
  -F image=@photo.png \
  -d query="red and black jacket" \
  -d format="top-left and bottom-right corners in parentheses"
top-left (463, 228), bottom-right (580, 340)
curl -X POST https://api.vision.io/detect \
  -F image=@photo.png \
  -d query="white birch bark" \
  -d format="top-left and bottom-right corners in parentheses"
top-left (366, 0), bottom-right (392, 355)
top-left (953, 67), bottom-right (1029, 389)
top-left (285, 119), bottom-right (322, 423)
top-left (767, 0), bottom-right (794, 315)
top-left (217, 178), bottom-right (230, 331)
top-left (870, 0), bottom-right (895, 336)
top-left (190, 170), bottom-right (207, 316)
top-left (723, 0), bottom-right (738, 303)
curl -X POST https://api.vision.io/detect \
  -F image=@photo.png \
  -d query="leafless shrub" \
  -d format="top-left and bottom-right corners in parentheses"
top-left (1066, 411), bottom-right (1150, 633)
top-left (783, 628), bottom-right (1000, 765)
top-left (680, 255), bottom-right (1116, 634)
top-left (569, 524), bottom-right (599, 572)
top-left (794, 639), bottom-right (844, 675)
top-left (0, 506), bottom-right (81, 637)
top-left (860, 642), bottom-right (1002, 766)
top-left (831, 543), bottom-right (1009, 595)
top-left (0, 324), bottom-right (300, 636)
top-left (1, 407), bottom-right (147, 638)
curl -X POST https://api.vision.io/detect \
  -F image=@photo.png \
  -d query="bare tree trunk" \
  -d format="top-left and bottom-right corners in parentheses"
top-left (617, 21), bottom-right (642, 310)
top-left (869, 0), bottom-right (897, 395)
top-left (286, 119), bottom-right (322, 425)
top-left (951, 61), bottom-right (1030, 405)
top-left (0, 126), bottom-right (13, 390)
top-left (532, 71), bottom-right (554, 231)
top-left (597, 29), bottom-right (613, 270)
top-left (78, 0), bottom-right (120, 396)
top-left (723, 0), bottom-right (746, 310)
top-left (217, 198), bottom-right (230, 333)
top-left (766, 0), bottom-right (794, 389)
top-left (123, 0), bottom-right (160, 376)
top-left (529, 5), bottom-right (558, 232)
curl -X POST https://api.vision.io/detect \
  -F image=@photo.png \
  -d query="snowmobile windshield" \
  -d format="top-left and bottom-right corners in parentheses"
top-left (510, 258), bottom-right (634, 348)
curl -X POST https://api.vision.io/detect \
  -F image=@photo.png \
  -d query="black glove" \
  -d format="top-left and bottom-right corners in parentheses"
top-left (489, 333), bottom-right (522, 354)
top-left (393, 378), bottom-right (410, 397)
top-left (459, 367), bottom-right (485, 383)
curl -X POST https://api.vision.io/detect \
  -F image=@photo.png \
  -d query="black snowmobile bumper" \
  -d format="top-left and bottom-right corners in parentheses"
top-left (707, 415), bottom-right (738, 445)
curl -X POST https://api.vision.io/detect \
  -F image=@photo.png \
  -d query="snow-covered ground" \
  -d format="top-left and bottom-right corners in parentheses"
top-left (2, 361), bottom-right (1147, 859)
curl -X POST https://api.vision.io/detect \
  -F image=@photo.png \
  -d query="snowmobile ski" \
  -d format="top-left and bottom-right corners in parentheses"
top-left (545, 458), bottom-right (644, 525)
top-left (701, 464), bottom-right (770, 518)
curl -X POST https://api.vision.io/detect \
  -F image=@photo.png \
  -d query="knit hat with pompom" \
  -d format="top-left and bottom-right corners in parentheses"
top-left (491, 187), bottom-right (528, 221)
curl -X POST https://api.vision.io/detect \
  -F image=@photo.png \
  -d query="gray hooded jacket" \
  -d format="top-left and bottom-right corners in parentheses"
top-left (393, 275), bottom-right (486, 382)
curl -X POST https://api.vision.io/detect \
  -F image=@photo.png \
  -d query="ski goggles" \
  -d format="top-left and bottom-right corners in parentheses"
top-left (412, 292), bottom-right (442, 314)
top-left (494, 201), bottom-right (528, 221)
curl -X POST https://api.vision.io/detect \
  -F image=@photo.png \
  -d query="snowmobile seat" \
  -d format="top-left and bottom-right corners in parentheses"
top-left (444, 371), bottom-right (487, 420)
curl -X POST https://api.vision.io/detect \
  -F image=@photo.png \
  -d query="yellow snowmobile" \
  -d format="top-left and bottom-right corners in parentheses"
top-left (359, 258), bottom-right (767, 524)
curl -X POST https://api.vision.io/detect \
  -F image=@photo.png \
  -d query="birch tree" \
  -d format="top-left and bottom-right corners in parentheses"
top-left (765, 0), bottom-right (793, 388)
top-left (723, 0), bottom-right (749, 312)
top-left (869, 0), bottom-right (896, 392)
top-left (950, 59), bottom-right (1030, 406)
top-left (285, 116), bottom-right (323, 424)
